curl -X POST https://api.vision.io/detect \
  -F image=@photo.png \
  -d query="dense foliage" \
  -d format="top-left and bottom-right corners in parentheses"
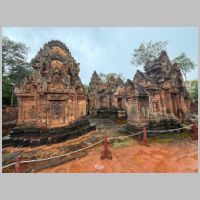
top-left (185, 80), bottom-right (198, 102)
top-left (131, 41), bottom-right (197, 94)
top-left (131, 41), bottom-right (168, 66)
top-left (172, 53), bottom-right (196, 81)
top-left (2, 36), bottom-right (33, 106)
top-left (99, 73), bottom-right (125, 83)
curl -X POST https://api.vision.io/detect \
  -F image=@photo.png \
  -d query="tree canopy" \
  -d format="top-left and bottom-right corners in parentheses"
top-left (131, 41), bottom-right (196, 92)
top-left (2, 36), bottom-right (33, 106)
top-left (185, 80), bottom-right (198, 102)
top-left (172, 53), bottom-right (196, 81)
top-left (99, 72), bottom-right (125, 83)
top-left (131, 40), bottom-right (168, 67)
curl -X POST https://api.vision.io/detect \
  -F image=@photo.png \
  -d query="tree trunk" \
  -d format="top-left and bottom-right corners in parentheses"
top-left (16, 96), bottom-right (19, 106)
top-left (11, 87), bottom-right (14, 107)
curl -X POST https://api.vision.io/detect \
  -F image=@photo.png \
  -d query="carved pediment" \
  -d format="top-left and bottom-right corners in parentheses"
top-left (162, 80), bottom-right (172, 89)
top-left (146, 80), bottom-right (152, 88)
top-left (27, 40), bottom-right (83, 91)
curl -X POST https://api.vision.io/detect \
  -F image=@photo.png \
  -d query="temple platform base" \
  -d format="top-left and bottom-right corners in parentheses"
top-left (3, 118), bottom-right (96, 148)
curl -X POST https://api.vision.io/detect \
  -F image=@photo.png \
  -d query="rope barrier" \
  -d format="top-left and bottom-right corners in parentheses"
top-left (2, 162), bottom-right (16, 169)
top-left (2, 139), bottom-right (104, 169)
top-left (2, 124), bottom-right (193, 170)
top-left (109, 131), bottom-right (143, 140)
top-left (2, 130), bottom-right (143, 170)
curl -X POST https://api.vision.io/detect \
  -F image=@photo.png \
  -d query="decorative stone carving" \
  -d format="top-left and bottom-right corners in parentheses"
top-left (4, 40), bottom-right (95, 147)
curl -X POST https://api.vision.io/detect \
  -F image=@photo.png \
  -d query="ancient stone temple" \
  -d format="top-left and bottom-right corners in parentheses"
top-left (4, 40), bottom-right (95, 147)
top-left (124, 51), bottom-right (190, 128)
top-left (87, 71), bottom-right (126, 118)
top-left (87, 51), bottom-right (190, 128)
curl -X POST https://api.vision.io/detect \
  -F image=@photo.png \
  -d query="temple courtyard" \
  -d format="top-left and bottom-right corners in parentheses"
top-left (40, 138), bottom-right (198, 173)
top-left (2, 118), bottom-right (198, 173)
top-left (2, 39), bottom-right (198, 173)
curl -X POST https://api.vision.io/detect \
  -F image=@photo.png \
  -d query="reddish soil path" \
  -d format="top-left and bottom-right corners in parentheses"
top-left (40, 139), bottom-right (198, 173)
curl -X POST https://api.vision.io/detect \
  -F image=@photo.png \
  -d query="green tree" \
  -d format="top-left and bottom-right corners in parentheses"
top-left (2, 77), bottom-right (13, 105)
top-left (172, 53), bottom-right (196, 82)
top-left (131, 40), bottom-right (168, 67)
top-left (186, 80), bottom-right (198, 102)
top-left (2, 36), bottom-right (33, 106)
top-left (2, 36), bottom-right (29, 75)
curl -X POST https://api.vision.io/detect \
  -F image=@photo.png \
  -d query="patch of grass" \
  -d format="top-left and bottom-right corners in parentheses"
top-left (173, 132), bottom-right (192, 139)
top-left (115, 118), bottom-right (127, 125)
top-left (149, 132), bottom-right (192, 143)
top-left (148, 138), bottom-right (173, 143)
top-left (111, 140), bottom-right (131, 148)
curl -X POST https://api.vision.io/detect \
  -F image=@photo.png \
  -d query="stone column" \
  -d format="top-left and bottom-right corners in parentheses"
top-left (180, 94), bottom-right (188, 112)
top-left (160, 90), bottom-right (166, 114)
top-left (148, 93), bottom-right (153, 116)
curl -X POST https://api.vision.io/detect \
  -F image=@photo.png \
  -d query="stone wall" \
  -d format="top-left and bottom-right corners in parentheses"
top-left (2, 106), bottom-right (18, 123)
top-left (2, 106), bottom-right (18, 136)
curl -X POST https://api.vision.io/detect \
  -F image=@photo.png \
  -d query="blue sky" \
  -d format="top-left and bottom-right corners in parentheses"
top-left (2, 27), bottom-right (198, 85)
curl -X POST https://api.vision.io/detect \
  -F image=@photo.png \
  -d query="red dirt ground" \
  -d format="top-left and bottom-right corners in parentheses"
top-left (40, 139), bottom-right (198, 173)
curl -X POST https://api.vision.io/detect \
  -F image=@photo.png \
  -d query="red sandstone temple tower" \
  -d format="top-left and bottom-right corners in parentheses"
top-left (8, 40), bottom-right (95, 146)
top-left (15, 40), bottom-right (86, 128)
top-left (124, 51), bottom-right (190, 127)
top-left (87, 51), bottom-right (190, 129)
top-left (87, 71), bottom-right (126, 118)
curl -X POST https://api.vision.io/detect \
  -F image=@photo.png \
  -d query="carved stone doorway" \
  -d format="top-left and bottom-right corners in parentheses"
top-left (117, 98), bottom-right (122, 109)
top-left (49, 100), bottom-right (66, 127)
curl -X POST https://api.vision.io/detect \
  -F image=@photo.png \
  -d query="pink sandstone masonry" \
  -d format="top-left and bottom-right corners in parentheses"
top-left (3, 40), bottom-right (95, 147)
top-left (87, 51), bottom-right (190, 127)
top-left (15, 40), bottom-right (86, 128)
